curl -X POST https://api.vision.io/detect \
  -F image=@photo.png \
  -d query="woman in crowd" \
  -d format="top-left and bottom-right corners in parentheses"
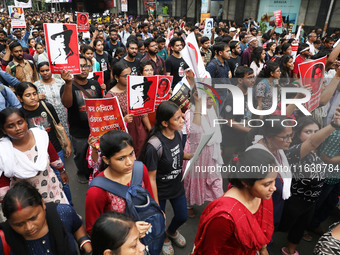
top-left (183, 88), bottom-right (223, 218)
top-left (33, 43), bottom-right (48, 65)
top-left (93, 39), bottom-right (112, 86)
top-left (314, 221), bottom-right (340, 255)
top-left (250, 46), bottom-right (266, 76)
top-left (91, 211), bottom-right (145, 255)
top-left (0, 181), bottom-right (91, 254)
top-left (85, 130), bottom-right (153, 238)
top-left (0, 107), bottom-right (68, 205)
top-left (82, 45), bottom-right (100, 72)
top-left (280, 112), bottom-right (340, 255)
top-left (111, 47), bottom-right (126, 66)
top-left (106, 62), bottom-right (151, 158)
top-left (28, 38), bottom-right (36, 56)
top-left (255, 61), bottom-right (281, 111)
top-left (144, 101), bottom-right (191, 255)
top-left (279, 55), bottom-right (294, 86)
top-left (265, 42), bottom-right (276, 62)
top-left (281, 43), bottom-right (292, 57)
top-left (35, 62), bottom-right (69, 136)
top-left (191, 149), bottom-right (276, 255)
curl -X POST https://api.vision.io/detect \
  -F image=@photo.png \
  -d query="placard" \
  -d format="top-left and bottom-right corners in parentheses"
top-left (8, 6), bottom-right (25, 28)
top-left (44, 23), bottom-right (80, 74)
top-left (85, 97), bottom-right (127, 138)
top-left (77, 12), bottom-right (89, 32)
top-left (14, 0), bottom-right (32, 8)
top-left (169, 82), bottom-right (191, 113)
top-left (128, 75), bottom-right (157, 115)
top-left (298, 56), bottom-right (327, 112)
top-left (156, 75), bottom-right (173, 106)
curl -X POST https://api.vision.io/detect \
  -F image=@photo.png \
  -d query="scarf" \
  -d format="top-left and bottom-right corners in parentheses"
top-left (0, 128), bottom-right (49, 178)
top-left (1, 203), bottom-right (73, 255)
top-left (247, 136), bottom-right (292, 200)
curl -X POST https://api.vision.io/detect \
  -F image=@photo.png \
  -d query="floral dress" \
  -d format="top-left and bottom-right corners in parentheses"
top-left (35, 78), bottom-right (69, 136)
top-left (10, 144), bottom-right (68, 204)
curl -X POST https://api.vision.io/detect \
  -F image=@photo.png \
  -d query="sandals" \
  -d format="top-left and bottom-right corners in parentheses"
top-left (302, 231), bottom-right (313, 242)
top-left (188, 208), bottom-right (195, 218)
top-left (167, 231), bottom-right (186, 248)
top-left (162, 241), bottom-right (174, 255)
top-left (281, 247), bottom-right (299, 255)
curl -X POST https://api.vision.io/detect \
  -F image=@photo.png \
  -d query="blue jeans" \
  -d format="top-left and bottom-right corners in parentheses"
top-left (52, 150), bottom-right (73, 206)
top-left (159, 194), bottom-right (188, 235)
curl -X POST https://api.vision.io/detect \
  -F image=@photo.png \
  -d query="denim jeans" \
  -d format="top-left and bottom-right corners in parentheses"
top-left (159, 194), bottom-right (188, 235)
top-left (52, 150), bottom-right (73, 206)
top-left (70, 136), bottom-right (92, 178)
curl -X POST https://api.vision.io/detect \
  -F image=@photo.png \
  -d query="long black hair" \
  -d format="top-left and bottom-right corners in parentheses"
top-left (292, 116), bottom-right (320, 146)
top-left (0, 107), bottom-right (26, 138)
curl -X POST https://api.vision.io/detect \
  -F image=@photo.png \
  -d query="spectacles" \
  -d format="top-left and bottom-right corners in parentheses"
top-left (275, 134), bottom-right (294, 142)
top-left (149, 44), bottom-right (158, 48)
top-left (80, 65), bottom-right (90, 70)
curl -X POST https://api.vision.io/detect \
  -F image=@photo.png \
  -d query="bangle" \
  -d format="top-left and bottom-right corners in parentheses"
top-left (331, 121), bottom-right (340, 130)
top-left (80, 240), bottom-right (91, 250)
top-left (78, 235), bottom-right (90, 245)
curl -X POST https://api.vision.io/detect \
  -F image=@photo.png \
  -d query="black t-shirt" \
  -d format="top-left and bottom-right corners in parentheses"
top-left (144, 131), bottom-right (185, 200)
top-left (165, 55), bottom-right (186, 88)
top-left (285, 144), bottom-right (326, 202)
top-left (22, 102), bottom-right (62, 152)
top-left (120, 58), bottom-right (140, 75)
top-left (104, 40), bottom-right (124, 58)
top-left (94, 51), bottom-right (112, 83)
top-left (227, 55), bottom-right (241, 80)
top-left (220, 92), bottom-right (251, 148)
top-left (60, 79), bottom-right (103, 138)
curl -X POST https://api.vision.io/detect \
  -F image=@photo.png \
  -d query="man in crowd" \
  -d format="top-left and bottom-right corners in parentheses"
top-left (227, 40), bottom-right (242, 79)
top-left (307, 32), bottom-right (317, 55)
top-left (141, 38), bottom-right (166, 75)
top-left (241, 36), bottom-right (258, 66)
top-left (60, 55), bottom-right (103, 183)
top-left (165, 37), bottom-right (186, 88)
top-left (119, 39), bottom-right (140, 75)
top-left (6, 42), bottom-right (38, 83)
top-left (104, 29), bottom-right (123, 58)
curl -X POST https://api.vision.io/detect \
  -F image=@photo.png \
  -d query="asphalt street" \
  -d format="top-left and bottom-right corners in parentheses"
top-left (65, 156), bottom-right (340, 255)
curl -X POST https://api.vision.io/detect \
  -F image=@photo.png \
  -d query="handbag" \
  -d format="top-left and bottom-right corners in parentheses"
top-left (41, 101), bottom-right (68, 149)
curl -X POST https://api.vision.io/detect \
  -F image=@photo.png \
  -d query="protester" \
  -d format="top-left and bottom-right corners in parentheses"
top-left (0, 181), bottom-right (91, 255)
top-left (191, 149), bottom-right (276, 254)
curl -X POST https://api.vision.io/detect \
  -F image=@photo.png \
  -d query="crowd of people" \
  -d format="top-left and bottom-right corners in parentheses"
top-left (0, 8), bottom-right (339, 255)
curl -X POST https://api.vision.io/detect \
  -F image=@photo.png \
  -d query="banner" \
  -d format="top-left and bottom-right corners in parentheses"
top-left (291, 43), bottom-right (298, 61)
top-left (85, 97), bottom-right (127, 138)
top-left (274, 10), bottom-right (282, 27)
top-left (169, 83), bottom-right (191, 113)
top-left (121, 0), bottom-right (128, 12)
top-left (44, 23), bottom-right (80, 74)
top-left (14, 0), bottom-right (32, 8)
top-left (128, 76), bottom-right (158, 115)
top-left (77, 12), bottom-right (89, 32)
top-left (8, 6), bottom-right (25, 28)
top-left (144, 0), bottom-right (156, 12)
top-left (257, 0), bottom-right (301, 33)
top-left (298, 56), bottom-right (327, 112)
top-left (203, 18), bottom-right (213, 38)
top-left (156, 75), bottom-right (173, 106)
top-left (181, 32), bottom-right (210, 79)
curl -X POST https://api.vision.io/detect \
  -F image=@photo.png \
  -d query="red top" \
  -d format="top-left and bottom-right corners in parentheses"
top-left (292, 55), bottom-right (305, 78)
top-left (29, 48), bottom-right (35, 56)
top-left (191, 197), bottom-right (274, 255)
top-left (85, 164), bottom-right (154, 234)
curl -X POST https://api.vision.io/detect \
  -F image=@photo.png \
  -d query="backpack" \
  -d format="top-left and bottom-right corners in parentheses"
top-left (89, 161), bottom-right (165, 255)
top-left (8, 60), bottom-right (35, 77)
top-left (148, 131), bottom-right (183, 159)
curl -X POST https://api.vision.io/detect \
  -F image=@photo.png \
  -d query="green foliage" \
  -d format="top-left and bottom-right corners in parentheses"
top-left (259, 21), bottom-right (268, 35)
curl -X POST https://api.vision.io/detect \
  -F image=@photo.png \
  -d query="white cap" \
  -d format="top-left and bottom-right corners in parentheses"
top-left (230, 27), bottom-right (237, 32)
